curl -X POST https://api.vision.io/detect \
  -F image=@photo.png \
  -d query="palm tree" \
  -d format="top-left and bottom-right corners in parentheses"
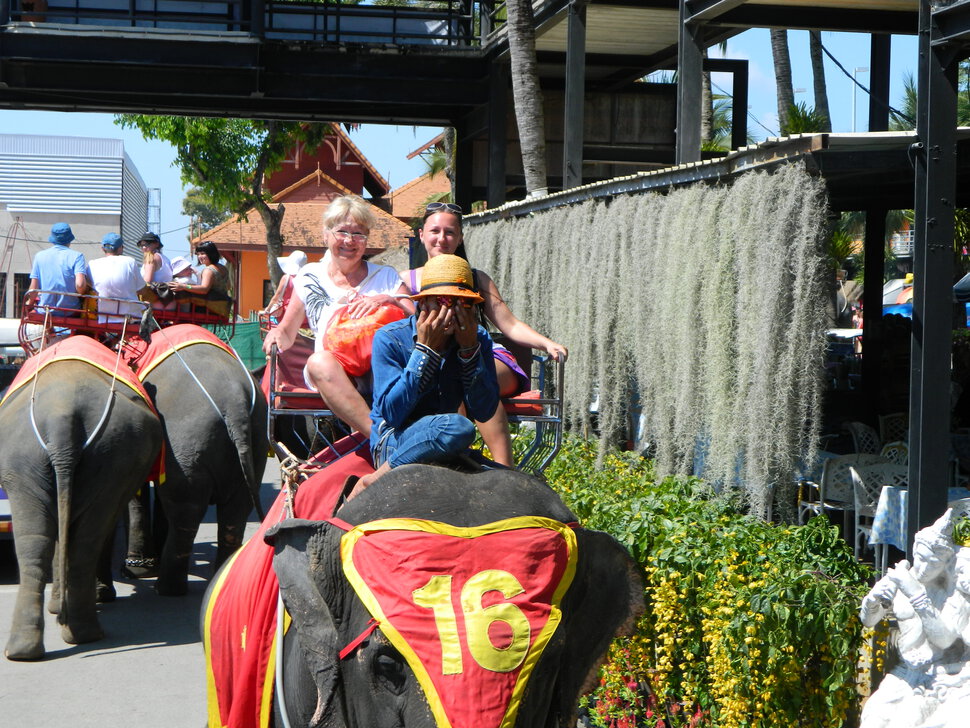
top-left (770, 29), bottom-right (794, 134)
top-left (505, 0), bottom-right (548, 197)
top-left (809, 31), bottom-right (832, 132)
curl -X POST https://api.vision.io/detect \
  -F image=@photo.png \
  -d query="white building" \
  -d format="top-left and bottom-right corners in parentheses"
top-left (0, 134), bottom-right (154, 318)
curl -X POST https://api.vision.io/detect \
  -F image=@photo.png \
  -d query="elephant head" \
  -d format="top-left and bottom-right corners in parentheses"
top-left (267, 464), bottom-right (643, 728)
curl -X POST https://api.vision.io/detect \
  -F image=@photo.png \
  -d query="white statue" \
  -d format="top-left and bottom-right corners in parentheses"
top-left (859, 510), bottom-right (963, 728)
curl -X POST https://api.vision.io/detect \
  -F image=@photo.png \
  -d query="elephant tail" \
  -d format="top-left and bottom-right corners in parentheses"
top-left (50, 451), bottom-right (78, 626)
top-left (227, 419), bottom-right (265, 522)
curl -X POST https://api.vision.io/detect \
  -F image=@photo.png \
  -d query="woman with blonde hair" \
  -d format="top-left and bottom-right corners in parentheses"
top-left (263, 195), bottom-right (412, 436)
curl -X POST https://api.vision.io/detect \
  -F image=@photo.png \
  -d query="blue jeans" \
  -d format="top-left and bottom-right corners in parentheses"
top-left (373, 414), bottom-right (476, 469)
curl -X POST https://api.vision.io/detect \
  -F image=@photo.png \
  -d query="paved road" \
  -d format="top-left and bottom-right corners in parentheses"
top-left (0, 460), bottom-right (283, 727)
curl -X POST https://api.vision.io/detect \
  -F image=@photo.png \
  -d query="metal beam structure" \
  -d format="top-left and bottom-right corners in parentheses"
top-left (907, 0), bottom-right (962, 554)
top-left (676, 0), bottom-right (704, 165)
top-left (869, 33), bottom-right (892, 132)
top-left (563, 0), bottom-right (588, 191)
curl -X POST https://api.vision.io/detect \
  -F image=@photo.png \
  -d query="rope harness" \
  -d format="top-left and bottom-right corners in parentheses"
top-left (273, 451), bottom-right (303, 728)
top-left (28, 314), bottom-right (131, 453)
top-left (147, 319), bottom-right (257, 422)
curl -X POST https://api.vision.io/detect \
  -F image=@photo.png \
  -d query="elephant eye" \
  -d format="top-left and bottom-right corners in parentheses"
top-left (374, 651), bottom-right (407, 695)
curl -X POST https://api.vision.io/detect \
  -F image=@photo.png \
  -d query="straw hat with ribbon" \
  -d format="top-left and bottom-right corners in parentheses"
top-left (410, 254), bottom-right (484, 304)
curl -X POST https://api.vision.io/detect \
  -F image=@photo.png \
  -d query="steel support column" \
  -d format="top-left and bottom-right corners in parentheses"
top-left (676, 1), bottom-right (704, 165)
top-left (862, 209), bottom-right (886, 420)
top-left (563, 0), bottom-right (588, 190)
top-left (455, 122), bottom-right (475, 214)
top-left (487, 65), bottom-right (509, 208)
top-left (908, 0), bottom-right (958, 555)
top-left (869, 34), bottom-right (891, 132)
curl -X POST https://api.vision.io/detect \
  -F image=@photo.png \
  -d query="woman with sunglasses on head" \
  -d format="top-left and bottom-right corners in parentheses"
top-left (263, 194), bottom-right (413, 437)
top-left (403, 202), bottom-right (568, 467)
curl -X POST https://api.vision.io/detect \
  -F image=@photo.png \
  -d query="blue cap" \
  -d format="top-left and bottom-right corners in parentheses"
top-left (49, 223), bottom-right (74, 245)
top-left (101, 233), bottom-right (124, 250)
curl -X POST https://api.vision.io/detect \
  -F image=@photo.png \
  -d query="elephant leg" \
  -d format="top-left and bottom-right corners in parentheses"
top-left (58, 525), bottom-right (107, 646)
top-left (124, 485), bottom-right (159, 579)
top-left (156, 499), bottom-right (206, 597)
top-left (5, 503), bottom-right (56, 661)
top-left (214, 495), bottom-right (251, 572)
top-left (96, 529), bottom-right (116, 604)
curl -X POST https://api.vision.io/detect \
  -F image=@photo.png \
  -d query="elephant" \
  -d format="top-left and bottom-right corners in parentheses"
top-left (0, 336), bottom-right (163, 660)
top-left (257, 464), bottom-right (644, 728)
top-left (135, 324), bottom-right (269, 596)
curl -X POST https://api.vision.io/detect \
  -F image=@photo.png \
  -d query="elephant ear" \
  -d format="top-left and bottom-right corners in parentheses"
top-left (552, 529), bottom-right (645, 724)
top-left (267, 518), bottom-right (347, 728)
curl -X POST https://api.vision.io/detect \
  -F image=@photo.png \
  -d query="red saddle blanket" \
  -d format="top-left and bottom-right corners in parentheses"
top-left (2, 335), bottom-right (154, 409)
top-left (203, 448), bottom-right (375, 728)
top-left (134, 323), bottom-right (236, 379)
top-left (0, 335), bottom-right (165, 482)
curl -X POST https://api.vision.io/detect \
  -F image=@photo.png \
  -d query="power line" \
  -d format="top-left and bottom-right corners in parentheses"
top-left (818, 40), bottom-right (915, 128)
top-left (711, 80), bottom-right (779, 138)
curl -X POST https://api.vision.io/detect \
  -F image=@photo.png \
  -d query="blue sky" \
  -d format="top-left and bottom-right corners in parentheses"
top-left (0, 28), bottom-right (920, 258)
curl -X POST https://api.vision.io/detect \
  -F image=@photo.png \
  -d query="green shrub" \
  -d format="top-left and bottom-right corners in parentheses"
top-left (545, 436), bottom-right (873, 728)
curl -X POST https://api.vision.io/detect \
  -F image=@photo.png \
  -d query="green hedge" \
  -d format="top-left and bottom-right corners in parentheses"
top-left (543, 436), bottom-right (873, 728)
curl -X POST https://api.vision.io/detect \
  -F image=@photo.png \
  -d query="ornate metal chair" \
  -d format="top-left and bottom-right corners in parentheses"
top-left (878, 412), bottom-right (908, 445)
top-left (845, 421), bottom-right (881, 454)
top-left (879, 440), bottom-right (909, 466)
top-left (850, 462), bottom-right (908, 573)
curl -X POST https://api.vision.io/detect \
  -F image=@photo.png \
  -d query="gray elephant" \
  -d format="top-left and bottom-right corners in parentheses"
top-left (136, 324), bottom-right (268, 596)
top-left (0, 337), bottom-right (162, 660)
top-left (258, 464), bottom-right (643, 728)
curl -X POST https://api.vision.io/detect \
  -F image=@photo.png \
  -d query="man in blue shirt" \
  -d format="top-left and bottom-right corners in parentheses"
top-left (26, 222), bottom-right (89, 313)
top-left (352, 254), bottom-right (499, 496)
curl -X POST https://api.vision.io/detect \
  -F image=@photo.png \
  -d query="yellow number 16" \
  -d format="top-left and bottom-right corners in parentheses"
top-left (412, 570), bottom-right (531, 675)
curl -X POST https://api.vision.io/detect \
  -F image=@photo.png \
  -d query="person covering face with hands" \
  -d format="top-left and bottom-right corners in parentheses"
top-left (350, 254), bottom-right (499, 497)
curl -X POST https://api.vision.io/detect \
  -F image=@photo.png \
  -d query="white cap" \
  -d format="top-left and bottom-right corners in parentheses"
top-left (170, 256), bottom-right (194, 275)
top-left (278, 250), bottom-right (308, 277)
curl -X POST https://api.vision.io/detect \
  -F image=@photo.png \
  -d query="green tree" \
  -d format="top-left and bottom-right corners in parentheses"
top-left (181, 187), bottom-right (230, 240)
top-left (770, 29), bottom-right (794, 133)
top-left (809, 31), bottom-right (832, 133)
top-left (780, 101), bottom-right (829, 135)
top-left (505, 0), bottom-right (548, 197)
top-left (115, 116), bottom-right (329, 286)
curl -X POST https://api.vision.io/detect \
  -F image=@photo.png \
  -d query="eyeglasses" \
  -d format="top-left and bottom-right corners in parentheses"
top-left (425, 202), bottom-right (463, 215)
top-left (332, 229), bottom-right (369, 242)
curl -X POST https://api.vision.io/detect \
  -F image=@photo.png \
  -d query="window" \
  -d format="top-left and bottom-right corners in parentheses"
top-left (13, 273), bottom-right (30, 317)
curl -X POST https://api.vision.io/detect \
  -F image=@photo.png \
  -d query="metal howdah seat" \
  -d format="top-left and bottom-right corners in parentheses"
top-left (18, 290), bottom-right (234, 357)
top-left (263, 329), bottom-right (565, 479)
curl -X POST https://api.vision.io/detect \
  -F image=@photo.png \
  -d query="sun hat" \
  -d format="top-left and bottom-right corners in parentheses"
top-left (411, 254), bottom-right (484, 304)
top-left (278, 250), bottom-right (308, 277)
top-left (138, 231), bottom-right (162, 248)
top-left (170, 256), bottom-right (193, 275)
top-left (49, 222), bottom-right (74, 245)
top-left (101, 232), bottom-right (124, 250)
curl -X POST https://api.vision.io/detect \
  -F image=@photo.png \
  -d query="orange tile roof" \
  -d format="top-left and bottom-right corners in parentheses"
top-left (195, 170), bottom-right (413, 255)
top-left (385, 172), bottom-right (451, 221)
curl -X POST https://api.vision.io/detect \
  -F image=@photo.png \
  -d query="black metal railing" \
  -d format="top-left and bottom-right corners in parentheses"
top-left (4, 0), bottom-right (489, 47)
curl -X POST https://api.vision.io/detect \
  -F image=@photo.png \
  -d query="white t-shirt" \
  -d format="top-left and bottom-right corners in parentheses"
top-left (89, 255), bottom-right (145, 323)
top-left (294, 258), bottom-right (403, 353)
